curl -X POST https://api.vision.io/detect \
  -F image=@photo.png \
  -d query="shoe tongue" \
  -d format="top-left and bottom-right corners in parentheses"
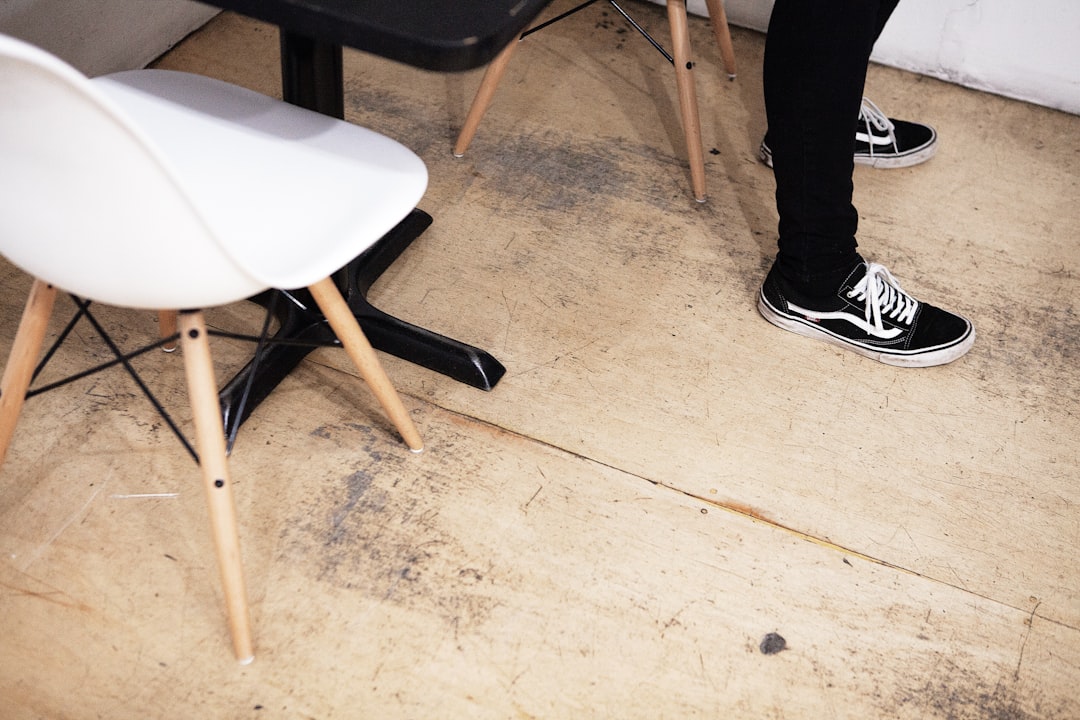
top-left (841, 261), bottom-right (869, 289)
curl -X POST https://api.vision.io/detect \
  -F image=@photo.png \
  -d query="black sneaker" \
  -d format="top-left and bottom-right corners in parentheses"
top-left (759, 97), bottom-right (938, 170)
top-left (758, 261), bottom-right (974, 367)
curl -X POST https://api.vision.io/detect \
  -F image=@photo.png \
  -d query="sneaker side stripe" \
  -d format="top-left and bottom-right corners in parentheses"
top-left (855, 131), bottom-right (896, 146)
top-left (785, 302), bottom-right (905, 340)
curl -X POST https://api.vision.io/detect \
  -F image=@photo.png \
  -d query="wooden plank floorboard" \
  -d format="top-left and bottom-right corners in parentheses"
top-left (0, 360), bottom-right (1075, 718)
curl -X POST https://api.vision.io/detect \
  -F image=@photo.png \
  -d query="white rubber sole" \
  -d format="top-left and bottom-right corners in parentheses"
top-left (759, 141), bottom-right (937, 170)
top-left (855, 142), bottom-right (937, 169)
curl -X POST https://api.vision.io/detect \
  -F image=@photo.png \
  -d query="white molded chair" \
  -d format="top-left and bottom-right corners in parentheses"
top-left (453, 0), bottom-right (737, 202)
top-left (0, 33), bottom-right (426, 663)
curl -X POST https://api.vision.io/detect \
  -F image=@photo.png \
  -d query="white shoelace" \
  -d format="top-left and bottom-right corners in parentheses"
top-left (857, 98), bottom-right (897, 154)
top-left (847, 263), bottom-right (919, 332)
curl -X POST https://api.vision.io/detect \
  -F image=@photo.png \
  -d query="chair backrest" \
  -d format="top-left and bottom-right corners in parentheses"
top-left (0, 34), bottom-right (262, 310)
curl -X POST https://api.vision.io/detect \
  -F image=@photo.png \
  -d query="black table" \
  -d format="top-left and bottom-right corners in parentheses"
top-left (192, 0), bottom-right (553, 432)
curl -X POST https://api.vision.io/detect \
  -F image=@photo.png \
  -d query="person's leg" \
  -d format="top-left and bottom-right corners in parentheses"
top-left (763, 0), bottom-right (895, 295)
top-left (757, 0), bottom-right (974, 368)
top-left (758, 0), bottom-right (935, 174)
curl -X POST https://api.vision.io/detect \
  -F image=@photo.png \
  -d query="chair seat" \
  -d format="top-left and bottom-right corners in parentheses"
top-left (93, 70), bottom-right (428, 295)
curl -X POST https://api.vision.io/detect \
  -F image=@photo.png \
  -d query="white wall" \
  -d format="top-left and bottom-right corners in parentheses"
top-left (681, 0), bottom-right (1080, 115)
top-left (0, 0), bottom-right (217, 77)
top-left (3, 0), bottom-right (1076, 115)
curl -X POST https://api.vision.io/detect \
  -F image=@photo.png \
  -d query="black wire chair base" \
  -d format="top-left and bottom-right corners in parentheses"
top-left (23, 209), bottom-right (507, 464)
top-left (23, 294), bottom-right (336, 464)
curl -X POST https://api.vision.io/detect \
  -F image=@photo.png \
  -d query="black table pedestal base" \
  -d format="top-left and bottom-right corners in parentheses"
top-left (219, 209), bottom-right (505, 432)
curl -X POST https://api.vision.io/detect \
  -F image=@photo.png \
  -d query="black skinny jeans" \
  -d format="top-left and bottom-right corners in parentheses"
top-left (764, 0), bottom-right (900, 295)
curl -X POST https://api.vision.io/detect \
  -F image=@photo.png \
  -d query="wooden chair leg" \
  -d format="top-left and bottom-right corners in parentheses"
top-left (178, 310), bottom-right (254, 664)
top-left (0, 279), bottom-right (56, 468)
top-left (158, 310), bottom-right (178, 352)
top-left (0, 279), bottom-right (57, 470)
top-left (702, 0), bottom-right (737, 78)
top-left (453, 37), bottom-right (522, 158)
top-left (667, 0), bottom-right (707, 202)
top-left (307, 277), bottom-right (424, 453)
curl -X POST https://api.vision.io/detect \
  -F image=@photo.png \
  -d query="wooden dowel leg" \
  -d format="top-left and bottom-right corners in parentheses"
top-left (307, 278), bottom-right (423, 452)
top-left (453, 37), bottom-right (521, 158)
top-left (0, 279), bottom-right (57, 470)
top-left (178, 310), bottom-right (254, 664)
top-left (159, 310), bottom-right (178, 352)
top-left (667, 0), bottom-right (707, 202)
top-left (703, 0), bottom-right (737, 78)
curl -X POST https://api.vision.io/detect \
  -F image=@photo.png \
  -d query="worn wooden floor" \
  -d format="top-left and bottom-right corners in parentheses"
top-left (2, 4), bottom-right (1078, 718)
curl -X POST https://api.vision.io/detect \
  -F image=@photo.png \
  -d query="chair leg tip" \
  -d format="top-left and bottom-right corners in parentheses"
top-left (409, 445), bottom-right (425, 454)
top-left (238, 654), bottom-right (255, 665)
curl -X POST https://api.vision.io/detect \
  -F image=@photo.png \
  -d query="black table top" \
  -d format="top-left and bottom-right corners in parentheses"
top-left (198, 0), bottom-right (554, 71)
